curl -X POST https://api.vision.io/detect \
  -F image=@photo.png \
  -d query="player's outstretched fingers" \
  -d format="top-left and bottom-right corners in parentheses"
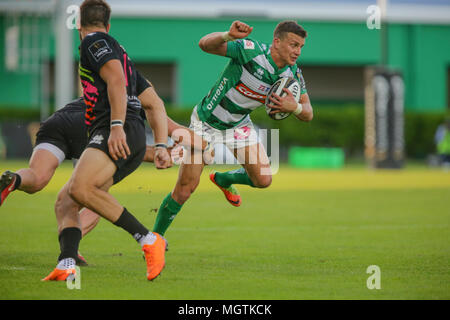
top-left (117, 142), bottom-right (127, 160)
top-left (124, 141), bottom-right (131, 157)
top-left (108, 141), bottom-right (119, 161)
top-left (269, 94), bottom-right (281, 107)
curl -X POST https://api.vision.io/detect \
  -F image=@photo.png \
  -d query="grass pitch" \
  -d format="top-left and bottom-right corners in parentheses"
top-left (0, 160), bottom-right (449, 300)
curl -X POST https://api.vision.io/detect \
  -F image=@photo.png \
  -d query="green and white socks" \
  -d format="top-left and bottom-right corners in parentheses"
top-left (213, 168), bottom-right (254, 188)
top-left (153, 193), bottom-right (183, 236)
top-left (153, 169), bottom-right (253, 236)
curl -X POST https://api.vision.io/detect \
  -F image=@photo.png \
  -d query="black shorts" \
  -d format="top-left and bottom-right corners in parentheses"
top-left (35, 109), bottom-right (88, 161)
top-left (86, 118), bottom-right (146, 184)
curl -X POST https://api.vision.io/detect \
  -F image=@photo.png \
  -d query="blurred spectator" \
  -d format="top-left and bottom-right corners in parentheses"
top-left (434, 117), bottom-right (450, 167)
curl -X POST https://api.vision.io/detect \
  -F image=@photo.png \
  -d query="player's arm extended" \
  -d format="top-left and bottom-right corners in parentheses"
top-left (138, 85), bottom-right (171, 168)
top-left (138, 78), bottom-right (209, 152)
top-left (198, 20), bottom-right (253, 56)
top-left (99, 59), bottom-right (130, 160)
top-left (138, 86), bottom-right (169, 147)
top-left (139, 82), bottom-right (212, 162)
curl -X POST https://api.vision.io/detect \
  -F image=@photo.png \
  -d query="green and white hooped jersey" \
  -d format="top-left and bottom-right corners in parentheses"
top-left (196, 38), bottom-right (307, 130)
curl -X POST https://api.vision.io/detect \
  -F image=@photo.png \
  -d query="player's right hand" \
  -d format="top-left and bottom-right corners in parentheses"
top-left (108, 126), bottom-right (131, 161)
top-left (229, 21), bottom-right (253, 39)
top-left (268, 88), bottom-right (298, 114)
top-left (154, 147), bottom-right (171, 169)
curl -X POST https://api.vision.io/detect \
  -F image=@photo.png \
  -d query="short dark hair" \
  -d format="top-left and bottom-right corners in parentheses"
top-left (80, 0), bottom-right (111, 28)
top-left (274, 21), bottom-right (307, 39)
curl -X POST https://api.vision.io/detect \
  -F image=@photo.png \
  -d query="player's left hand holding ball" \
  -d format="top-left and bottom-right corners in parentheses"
top-left (268, 88), bottom-right (298, 115)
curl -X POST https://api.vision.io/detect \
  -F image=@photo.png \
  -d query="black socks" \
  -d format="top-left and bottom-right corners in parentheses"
top-left (12, 173), bottom-right (21, 191)
top-left (113, 207), bottom-right (149, 243)
top-left (58, 227), bottom-right (82, 261)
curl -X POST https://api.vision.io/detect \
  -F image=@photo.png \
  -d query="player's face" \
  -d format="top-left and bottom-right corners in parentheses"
top-left (276, 32), bottom-right (305, 66)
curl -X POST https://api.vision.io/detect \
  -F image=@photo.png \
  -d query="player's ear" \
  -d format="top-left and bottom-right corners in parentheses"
top-left (106, 23), bottom-right (111, 33)
top-left (272, 37), bottom-right (280, 49)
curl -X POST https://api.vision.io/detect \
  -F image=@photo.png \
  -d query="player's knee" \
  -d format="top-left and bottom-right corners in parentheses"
top-left (253, 174), bottom-right (272, 188)
top-left (68, 179), bottom-right (89, 205)
top-left (68, 183), bottom-right (80, 203)
top-left (55, 188), bottom-right (74, 213)
top-left (55, 190), bottom-right (64, 212)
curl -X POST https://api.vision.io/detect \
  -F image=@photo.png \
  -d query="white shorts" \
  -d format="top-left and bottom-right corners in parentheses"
top-left (189, 106), bottom-right (259, 150)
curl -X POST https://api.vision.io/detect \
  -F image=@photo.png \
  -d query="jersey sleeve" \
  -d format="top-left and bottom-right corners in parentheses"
top-left (80, 33), bottom-right (120, 73)
top-left (136, 70), bottom-right (152, 96)
top-left (225, 38), bottom-right (261, 65)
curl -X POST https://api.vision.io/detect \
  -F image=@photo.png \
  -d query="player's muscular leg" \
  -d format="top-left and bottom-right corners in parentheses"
top-left (55, 182), bottom-right (83, 233)
top-left (56, 179), bottom-right (111, 236)
top-left (171, 162), bottom-right (204, 205)
top-left (78, 179), bottom-right (112, 236)
top-left (79, 208), bottom-right (101, 237)
top-left (234, 142), bottom-right (272, 188)
top-left (68, 148), bottom-right (123, 223)
top-left (16, 149), bottom-right (59, 194)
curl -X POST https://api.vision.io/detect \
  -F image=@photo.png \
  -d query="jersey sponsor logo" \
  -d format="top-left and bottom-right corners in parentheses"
top-left (206, 77), bottom-right (229, 110)
top-left (88, 39), bottom-right (112, 62)
top-left (254, 67), bottom-right (265, 80)
top-left (234, 126), bottom-right (251, 140)
top-left (90, 134), bottom-right (104, 145)
top-left (244, 40), bottom-right (255, 50)
top-left (235, 83), bottom-right (266, 104)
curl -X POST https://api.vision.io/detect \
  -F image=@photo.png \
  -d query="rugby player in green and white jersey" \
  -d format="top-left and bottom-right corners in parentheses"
top-left (152, 20), bottom-right (313, 236)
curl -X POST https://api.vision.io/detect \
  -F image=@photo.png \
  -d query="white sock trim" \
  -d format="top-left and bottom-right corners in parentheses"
top-left (56, 257), bottom-right (76, 270)
top-left (139, 232), bottom-right (157, 247)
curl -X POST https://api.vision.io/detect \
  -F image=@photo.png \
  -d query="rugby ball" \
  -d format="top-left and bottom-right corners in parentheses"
top-left (265, 77), bottom-right (301, 120)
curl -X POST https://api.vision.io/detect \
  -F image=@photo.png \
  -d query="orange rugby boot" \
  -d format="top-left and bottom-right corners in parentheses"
top-left (42, 258), bottom-right (76, 281)
top-left (209, 171), bottom-right (242, 207)
top-left (142, 233), bottom-right (167, 281)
